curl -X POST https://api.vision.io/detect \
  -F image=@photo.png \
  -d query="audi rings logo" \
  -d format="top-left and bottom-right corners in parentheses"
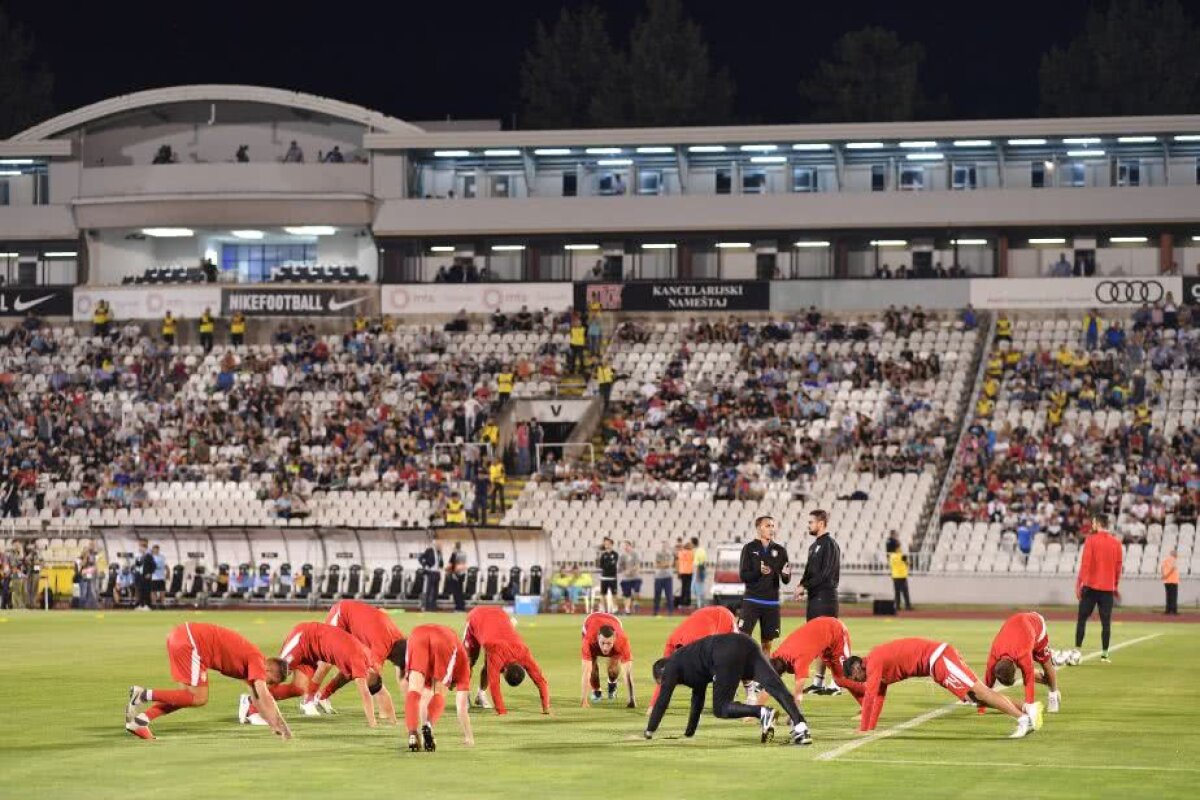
top-left (1094, 280), bottom-right (1164, 304)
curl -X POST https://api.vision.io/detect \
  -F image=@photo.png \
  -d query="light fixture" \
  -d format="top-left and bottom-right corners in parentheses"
top-left (0, 252), bottom-right (18, 258)
top-left (1109, 236), bottom-right (1148, 243)
top-left (792, 143), bottom-right (831, 151)
top-left (951, 239), bottom-right (988, 246)
top-left (1173, 135), bottom-right (1200, 142)
top-left (1043, 160), bottom-right (1056, 169)
top-left (750, 155), bottom-right (787, 163)
top-left (1063, 137), bottom-right (1102, 144)
top-left (564, 244), bottom-right (600, 251)
top-left (899, 140), bottom-right (938, 148)
top-left (0, 158), bottom-right (34, 165)
top-left (715, 242), bottom-right (751, 249)
top-left (845, 142), bottom-right (885, 150)
top-left (483, 149), bottom-right (521, 157)
top-left (687, 145), bottom-right (727, 153)
top-left (433, 150), bottom-right (470, 157)
top-left (429, 246), bottom-right (456, 253)
top-left (141, 227), bottom-right (194, 238)
top-left (740, 144), bottom-right (778, 152)
top-left (1193, 235), bottom-right (1200, 242)
top-left (870, 239), bottom-right (908, 247)
top-left (596, 158), bottom-right (632, 166)
top-left (953, 140), bottom-right (992, 147)
top-left (1067, 149), bottom-right (1105, 157)
top-left (635, 146), bottom-right (674, 154)
top-left (533, 148), bottom-right (573, 156)
top-left (230, 230), bottom-right (264, 240)
top-left (641, 243), bottom-right (676, 250)
top-left (793, 240), bottom-right (831, 248)
top-left (44, 251), bottom-right (78, 257)
top-left (0, 170), bottom-right (21, 176)
top-left (491, 244), bottom-right (526, 251)
top-left (1117, 136), bottom-right (1157, 143)
top-left (1008, 138), bottom-right (1047, 145)
top-left (906, 153), bottom-right (944, 161)
top-left (1028, 237), bottom-right (1066, 245)
top-left (284, 226), bottom-right (337, 236)
top-left (585, 147), bottom-right (622, 155)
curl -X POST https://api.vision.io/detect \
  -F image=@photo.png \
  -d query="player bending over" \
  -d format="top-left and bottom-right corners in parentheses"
top-left (304, 599), bottom-right (406, 715)
top-left (983, 611), bottom-right (1061, 714)
top-left (843, 637), bottom-right (1042, 739)
top-left (125, 622), bottom-right (291, 740)
top-left (648, 606), bottom-right (737, 708)
top-left (580, 612), bottom-right (636, 708)
top-left (770, 617), bottom-right (863, 708)
top-left (398, 624), bottom-right (475, 752)
top-left (646, 633), bottom-right (812, 745)
top-left (463, 606), bottom-right (551, 715)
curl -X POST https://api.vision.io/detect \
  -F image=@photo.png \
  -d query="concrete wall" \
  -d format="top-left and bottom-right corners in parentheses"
top-left (772, 278), bottom-right (971, 311)
top-left (77, 163), bottom-right (371, 198)
top-left (840, 571), bottom-right (1198, 608)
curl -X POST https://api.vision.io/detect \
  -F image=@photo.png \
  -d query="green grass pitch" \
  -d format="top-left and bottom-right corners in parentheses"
top-left (0, 609), bottom-right (1195, 799)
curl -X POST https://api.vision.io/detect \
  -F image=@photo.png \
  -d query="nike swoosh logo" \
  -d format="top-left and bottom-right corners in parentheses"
top-left (328, 297), bottom-right (366, 312)
top-left (14, 295), bottom-right (54, 312)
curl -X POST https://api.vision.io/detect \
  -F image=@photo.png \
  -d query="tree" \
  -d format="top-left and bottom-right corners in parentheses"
top-left (1039, 0), bottom-right (1200, 116)
top-left (798, 27), bottom-right (927, 123)
top-left (622, 0), bottom-right (734, 126)
top-left (0, 6), bottom-right (54, 138)
top-left (519, 4), bottom-right (622, 129)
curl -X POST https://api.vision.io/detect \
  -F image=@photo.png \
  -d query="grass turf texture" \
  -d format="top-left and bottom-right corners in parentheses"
top-left (0, 610), bottom-right (1195, 799)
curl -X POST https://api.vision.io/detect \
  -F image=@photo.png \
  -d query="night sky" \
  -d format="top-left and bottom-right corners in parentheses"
top-left (7, 0), bottom-right (1104, 126)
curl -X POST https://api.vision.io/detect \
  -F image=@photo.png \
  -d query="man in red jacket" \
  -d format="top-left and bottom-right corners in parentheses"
top-left (463, 606), bottom-right (551, 715)
top-left (1074, 514), bottom-right (1124, 662)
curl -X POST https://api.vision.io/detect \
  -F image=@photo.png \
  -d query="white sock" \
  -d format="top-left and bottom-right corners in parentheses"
top-left (812, 674), bottom-right (825, 688)
top-left (145, 689), bottom-right (154, 702)
top-left (792, 720), bottom-right (809, 734)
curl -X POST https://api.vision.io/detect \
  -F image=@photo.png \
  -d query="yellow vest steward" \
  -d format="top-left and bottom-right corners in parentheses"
top-left (199, 314), bottom-right (215, 333)
top-left (481, 425), bottom-right (498, 445)
top-left (445, 500), bottom-right (466, 523)
top-left (161, 317), bottom-right (176, 336)
top-left (996, 318), bottom-right (1012, 337)
top-left (489, 463), bottom-right (506, 485)
top-left (570, 326), bottom-right (586, 346)
top-left (230, 315), bottom-right (246, 334)
top-left (596, 365), bottom-right (614, 384)
top-left (354, 316), bottom-right (367, 332)
top-left (889, 552), bottom-right (909, 579)
top-left (93, 307), bottom-right (109, 324)
top-left (497, 373), bottom-right (514, 394)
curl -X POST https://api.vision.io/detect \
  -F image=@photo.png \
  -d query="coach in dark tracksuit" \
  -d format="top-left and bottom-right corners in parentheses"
top-left (645, 633), bottom-right (812, 745)
top-left (736, 515), bottom-right (791, 652)
top-left (795, 509), bottom-right (842, 693)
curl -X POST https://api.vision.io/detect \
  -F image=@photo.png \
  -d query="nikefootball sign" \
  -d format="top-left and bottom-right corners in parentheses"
top-left (220, 287), bottom-right (376, 317)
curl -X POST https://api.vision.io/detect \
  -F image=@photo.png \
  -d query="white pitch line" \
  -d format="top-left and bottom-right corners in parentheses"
top-left (822, 758), bottom-right (1200, 774)
top-left (816, 632), bottom-right (1163, 762)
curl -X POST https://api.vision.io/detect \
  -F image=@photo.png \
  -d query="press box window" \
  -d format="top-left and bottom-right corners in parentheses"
top-left (637, 170), bottom-right (662, 195)
top-left (1067, 163), bottom-right (1086, 188)
top-left (562, 172), bottom-right (577, 197)
top-left (598, 173), bottom-right (627, 196)
top-left (742, 170), bottom-right (766, 194)
top-left (870, 164), bottom-right (886, 191)
top-left (1117, 161), bottom-right (1140, 187)
top-left (792, 167), bottom-right (816, 193)
top-left (716, 168), bottom-right (732, 195)
top-left (899, 166), bottom-right (924, 191)
top-left (952, 165), bottom-right (977, 190)
top-left (1031, 162), bottom-right (1046, 188)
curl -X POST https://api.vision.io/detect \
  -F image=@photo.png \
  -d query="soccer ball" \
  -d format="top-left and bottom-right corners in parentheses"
top-left (1051, 649), bottom-right (1069, 667)
top-left (1068, 649), bottom-right (1082, 666)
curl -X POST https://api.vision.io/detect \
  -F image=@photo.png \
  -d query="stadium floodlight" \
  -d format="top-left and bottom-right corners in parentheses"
top-left (641, 243), bottom-right (676, 249)
top-left (1117, 136), bottom-right (1157, 143)
top-left (791, 143), bottom-right (831, 151)
top-left (635, 146), bottom-right (674, 154)
top-left (1007, 138), bottom-right (1047, 145)
top-left (284, 226), bottom-right (337, 236)
top-left (429, 246), bottom-right (456, 253)
top-left (715, 242), bottom-right (752, 249)
top-left (141, 228), bottom-right (194, 238)
top-left (231, 230), bottom-right (264, 240)
top-left (1063, 137), bottom-right (1102, 144)
top-left (44, 251), bottom-right (78, 257)
top-left (433, 150), bottom-right (470, 157)
top-left (740, 144), bottom-right (778, 152)
top-left (1173, 135), bottom-right (1200, 142)
top-left (793, 240), bottom-right (831, 248)
top-left (1109, 236), bottom-right (1148, 243)
top-left (491, 244), bottom-right (526, 251)
top-left (596, 158), bottom-right (633, 166)
top-left (899, 140), bottom-right (937, 148)
top-left (585, 147), bottom-right (622, 155)
top-left (906, 153), bottom-right (944, 161)
top-left (533, 148), bottom-right (573, 156)
top-left (1193, 236), bottom-right (1200, 242)
top-left (750, 155), bottom-right (787, 163)
top-left (564, 244), bottom-right (600, 250)
top-left (483, 149), bottom-right (521, 157)
top-left (687, 145), bottom-right (727, 153)
top-left (1067, 149), bottom-right (1105, 157)
top-left (870, 239), bottom-right (908, 246)
top-left (0, 159), bottom-right (34, 165)
top-left (0, 252), bottom-right (19, 257)
top-left (952, 140), bottom-right (992, 147)
top-left (0, 170), bottom-right (21, 176)
top-left (951, 239), bottom-right (988, 246)
top-left (845, 142), bottom-right (884, 149)
top-left (1028, 237), bottom-right (1067, 244)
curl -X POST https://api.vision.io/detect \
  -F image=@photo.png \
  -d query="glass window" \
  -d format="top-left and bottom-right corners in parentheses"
top-left (637, 170), bottom-right (662, 195)
top-left (562, 172), bottom-right (577, 197)
top-left (792, 167), bottom-right (816, 193)
top-left (460, 174), bottom-right (476, 198)
top-left (1068, 163), bottom-right (1086, 187)
top-left (871, 164), bottom-right (886, 191)
top-left (952, 165), bottom-right (977, 190)
top-left (598, 172), bottom-right (627, 196)
top-left (222, 243), bottom-right (317, 282)
top-left (1117, 161), bottom-right (1140, 187)
top-left (0, 181), bottom-right (8, 205)
top-left (716, 168), bottom-right (732, 195)
top-left (742, 170), bottom-right (766, 194)
top-left (490, 175), bottom-right (511, 197)
top-left (1031, 162), bottom-right (1046, 188)
top-left (899, 166), bottom-right (924, 191)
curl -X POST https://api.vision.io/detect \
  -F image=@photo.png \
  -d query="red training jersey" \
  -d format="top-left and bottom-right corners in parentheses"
top-left (1077, 530), bottom-right (1123, 594)
top-left (463, 606), bottom-right (550, 714)
top-left (662, 607), bottom-right (737, 657)
top-left (580, 612), bottom-right (632, 663)
top-left (180, 622), bottom-right (268, 684)
top-left (406, 624), bottom-right (471, 690)
top-left (325, 599), bottom-right (405, 666)
top-left (984, 612), bottom-right (1052, 704)
top-left (859, 638), bottom-right (946, 730)
top-left (279, 621), bottom-right (373, 680)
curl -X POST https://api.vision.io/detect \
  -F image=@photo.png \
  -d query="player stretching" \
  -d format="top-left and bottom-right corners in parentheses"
top-left (983, 611), bottom-right (1061, 714)
top-left (463, 606), bottom-right (552, 715)
top-left (648, 606), bottom-right (737, 708)
top-left (580, 611), bottom-right (636, 708)
top-left (769, 617), bottom-right (861, 707)
top-left (843, 637), bottom-right (1042, 738)
top-left (241, 621), bottom-right (389, 728)
top-left (646, 633), bottom-right (812, 745)
top-left (303, 599), bottom-right (406, 714)
top-left (125, 622), bottom-right (291, 740)
top-left (399, 624), bottom-right (475, 752)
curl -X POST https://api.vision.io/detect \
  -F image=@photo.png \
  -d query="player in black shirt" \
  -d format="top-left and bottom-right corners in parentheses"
top-left (794, 509), bottom-right (842, 695)
top-left (597, 537), bottom-right (619, 613)
top-left (645, 633), bottom-right (812, 746)
top-left (736, 516), bottom-right (791, 654)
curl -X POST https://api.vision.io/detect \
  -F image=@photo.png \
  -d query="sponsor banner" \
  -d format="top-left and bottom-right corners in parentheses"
top-left (73, 286), bottom-right (222, 321)
top-left (221, 287), bottom-right (378, 317)
top-left (575, 281), bottom-right (770, 312)
top-left (381, 282), bottom-right (573, 315)
top-left (0, 287), bottom-right (73, 317)
top-left (969, 276), bottom-right (1183, 309)
top-left (1183, 277), bottom-right (1200, 306)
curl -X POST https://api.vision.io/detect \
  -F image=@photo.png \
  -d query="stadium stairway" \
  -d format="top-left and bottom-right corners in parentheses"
top-left (556, 374), bottom-right (587, 398)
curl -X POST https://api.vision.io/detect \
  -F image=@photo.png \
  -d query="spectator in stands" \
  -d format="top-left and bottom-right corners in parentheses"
top-left (1083, 309), bottom-right (1102, 351)
top-left (236, 145), bottom-right (249, 163)
top-left (587, 313), bottom-right (603, 357)
top-left (652, 543), bottom-right (673, 616)
top-left (152, 144), bottom-right (175, 164)
top-left (283, 140), bottom-right (304, 163)
top-left (323, 146), bottom-right (345, 163)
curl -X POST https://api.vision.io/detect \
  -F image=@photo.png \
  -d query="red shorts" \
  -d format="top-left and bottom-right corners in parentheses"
top-left (929, 643), bottom-right (979, 700)
top-left (405, 639), bottom-right (460, 686)
top-left (166, 625), bottom-right (208, 687)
